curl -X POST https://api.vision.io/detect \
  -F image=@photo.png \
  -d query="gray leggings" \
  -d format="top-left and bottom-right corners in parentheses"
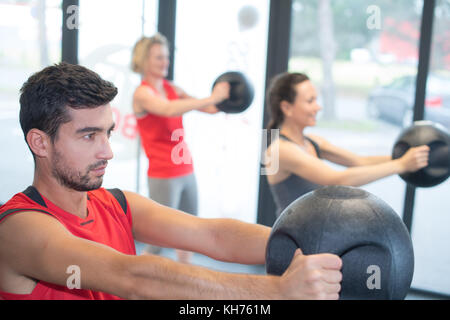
top-left (148, 173), bottom-right (198, 215)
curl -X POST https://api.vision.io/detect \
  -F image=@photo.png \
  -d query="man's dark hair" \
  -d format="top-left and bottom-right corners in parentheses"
top-left (19, 62), bottom-right (118, 148)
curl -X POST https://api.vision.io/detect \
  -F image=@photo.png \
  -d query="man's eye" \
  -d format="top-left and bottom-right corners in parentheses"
top-left (84, 133), bottom-right (95, 140)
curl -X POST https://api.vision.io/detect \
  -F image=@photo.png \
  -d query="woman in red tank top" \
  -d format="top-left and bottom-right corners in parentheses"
top-left (131, 34), bottom-right (229, 263)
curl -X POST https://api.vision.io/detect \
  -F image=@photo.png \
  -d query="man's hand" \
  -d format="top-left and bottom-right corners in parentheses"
top-left (278, 248), bottom-right (342, 300)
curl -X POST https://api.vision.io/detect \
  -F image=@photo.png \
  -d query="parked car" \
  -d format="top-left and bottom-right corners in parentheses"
top-left (367, 74), bottom-right (450, 128)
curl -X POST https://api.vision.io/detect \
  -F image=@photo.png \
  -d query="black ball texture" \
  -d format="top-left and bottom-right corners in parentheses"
top-left (392, 121), bottom-right (450, 187)
top-left (266, 186), bottom-right (414, 300)
top-left (212, 71), bottom-right (254, 113)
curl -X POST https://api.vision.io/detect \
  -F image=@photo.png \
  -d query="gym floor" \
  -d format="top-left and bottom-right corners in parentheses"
top-left (134, 243), bottom-right (440, 300)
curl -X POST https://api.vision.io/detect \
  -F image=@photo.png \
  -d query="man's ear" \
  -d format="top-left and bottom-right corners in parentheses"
top-left (26, 129), bottom-right (51, 158)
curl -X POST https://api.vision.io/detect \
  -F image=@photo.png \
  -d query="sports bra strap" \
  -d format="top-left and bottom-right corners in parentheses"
top-left (279, 134), bottom-right (321, 158)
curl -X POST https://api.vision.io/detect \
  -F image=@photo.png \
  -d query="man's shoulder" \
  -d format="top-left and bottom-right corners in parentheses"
top-left (89, 188), bottom-right (128, 216)
top-left (0, 190), bottom-right (54, 225)
top-left (0, 189), bottom-right (45, 214)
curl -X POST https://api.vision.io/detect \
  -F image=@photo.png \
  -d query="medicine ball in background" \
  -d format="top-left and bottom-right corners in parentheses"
top-left (237, 5), bottom-right (259, 31)
top-left (266, 186), bottom-right (414, 300)
top-left (212, 71), bottom-right (254, 114)
top-left (392, 121), bottom-right (450, 187)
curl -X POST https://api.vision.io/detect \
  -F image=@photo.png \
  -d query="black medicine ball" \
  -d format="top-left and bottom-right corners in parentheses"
top-left (392, 121), bottom-right (450, 187)
top-left (266, 186), bottom-right (414, 300)
top-left (212, 71), bottom-right (254, 113)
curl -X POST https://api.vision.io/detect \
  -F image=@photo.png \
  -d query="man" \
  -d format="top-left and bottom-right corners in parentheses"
top-left (0, 63), bottom-right (342, 300)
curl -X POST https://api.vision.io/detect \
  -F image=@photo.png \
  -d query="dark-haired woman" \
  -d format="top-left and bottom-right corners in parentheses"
top-left (264, 72), bottom-right (430, 216)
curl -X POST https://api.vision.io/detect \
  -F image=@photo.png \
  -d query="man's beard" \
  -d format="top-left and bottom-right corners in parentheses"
top-left (51, 150), bottom-right (106, 192)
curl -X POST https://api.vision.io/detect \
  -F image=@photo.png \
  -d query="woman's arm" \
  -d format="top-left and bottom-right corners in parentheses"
top-left (308, 134), bottom-right (391, 167)
top-left (174, 85), bottom-right (220, 114)
top-left (279, 140), bottom-right (429, 187)
top-left (133, 82), bottom-right (228, 117)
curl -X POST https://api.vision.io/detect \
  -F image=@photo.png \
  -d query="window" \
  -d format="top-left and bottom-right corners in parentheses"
top-left (0, 0), bottom-right (62, 203)
top-left (289, 0), bottom-right (423, 216)
top-left (174, 0), bottom-right (270, 223)
top-left (411, 0), bottom-right (450, 295)
top-left (78, 0), bottom-right (158, 194)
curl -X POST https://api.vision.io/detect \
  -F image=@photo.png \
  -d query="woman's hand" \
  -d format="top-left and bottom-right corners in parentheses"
top-left (211, 82), bottom-right (230, 105)
top-left (399, 145), bottom-right (430, 173)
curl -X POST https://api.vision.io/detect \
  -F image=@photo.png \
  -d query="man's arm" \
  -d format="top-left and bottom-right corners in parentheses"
top-left (0, 210), bottom-right (275, 299)
top-left (125, 191), bottom-right (270, 265)
top-left (0, 211), bottom-right (132, 297)
top-left (0, 210), bottom-right (342, 299)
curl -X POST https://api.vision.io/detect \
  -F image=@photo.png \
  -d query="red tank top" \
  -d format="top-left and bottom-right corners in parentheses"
top-left (0, 187), bottom-right (136, 300)
top-left (136, 79), bottom-right (194, 178)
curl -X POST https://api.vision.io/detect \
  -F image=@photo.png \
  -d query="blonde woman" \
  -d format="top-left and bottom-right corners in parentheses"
top-left (131, 34), bottom-right (229, 263)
